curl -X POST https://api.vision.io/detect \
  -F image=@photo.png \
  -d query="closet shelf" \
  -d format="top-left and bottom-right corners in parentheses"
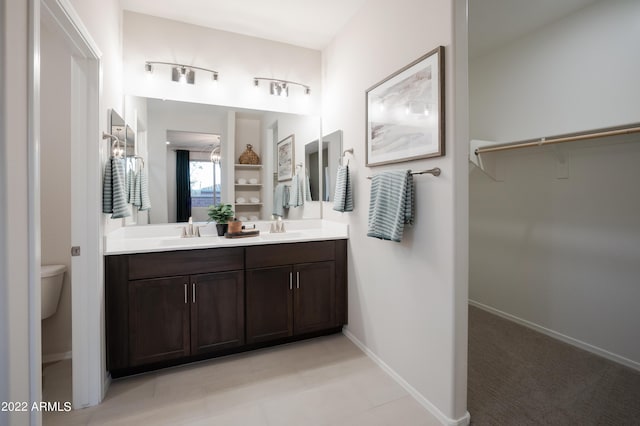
top-left (235, 184), bottom-right (262, 187)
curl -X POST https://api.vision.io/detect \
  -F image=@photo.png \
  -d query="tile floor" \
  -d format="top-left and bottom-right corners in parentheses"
top-left (43, 334), bottom-right (440, 425)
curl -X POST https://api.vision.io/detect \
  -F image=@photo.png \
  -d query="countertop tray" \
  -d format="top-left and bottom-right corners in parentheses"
top-left (225, 230), bottom-right (260, 239)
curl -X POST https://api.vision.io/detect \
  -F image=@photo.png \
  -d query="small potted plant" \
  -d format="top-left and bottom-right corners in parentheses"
top-left (208, 203), bottom-right (235, 236)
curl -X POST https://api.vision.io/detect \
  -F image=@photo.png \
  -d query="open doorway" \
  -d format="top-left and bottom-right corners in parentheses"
top-left (32, 0), bottom-right (104, 416)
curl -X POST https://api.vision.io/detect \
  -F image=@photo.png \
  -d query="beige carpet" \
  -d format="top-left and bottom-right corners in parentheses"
top-left (468, 305), bottom-right (640, 425)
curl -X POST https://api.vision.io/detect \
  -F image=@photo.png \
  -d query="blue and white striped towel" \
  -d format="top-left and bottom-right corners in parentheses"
top-left (367, 170), bottom-right (414, 242)
top-left (333, 165), bottom-right (353, 212)
top-left (132, 171), bottom-right (141, 207)
top-left (288, 173), bottom-right (304, 208)
top-left (102, 157), bottom-right (130, 219)
top-left (126, 167), bottom-right (135, 204)
top-left (139, 167), bottom-right (151, 211)
top-left (273, 183), bottom-right (289, 217)
top-left (129, 167), bottom-right (151, 211)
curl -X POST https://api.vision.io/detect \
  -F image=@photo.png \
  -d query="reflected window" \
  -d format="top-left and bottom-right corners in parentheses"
top-left (190, 160), bottom-right (221, 207)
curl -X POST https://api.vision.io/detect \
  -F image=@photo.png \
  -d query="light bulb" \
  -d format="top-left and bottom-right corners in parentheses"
top-left (179, 67), bottom-right (187, 84)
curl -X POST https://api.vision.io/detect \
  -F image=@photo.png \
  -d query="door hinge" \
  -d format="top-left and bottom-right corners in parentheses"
top-left (71, 246), bottom-right (81, 256)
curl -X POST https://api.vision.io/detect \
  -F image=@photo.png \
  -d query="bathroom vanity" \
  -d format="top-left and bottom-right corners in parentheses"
top-left (104, 221), bottom-right (347, 377)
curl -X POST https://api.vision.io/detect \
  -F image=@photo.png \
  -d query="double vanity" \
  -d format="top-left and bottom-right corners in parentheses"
top-left (104, 220), bottom-right (348, 377)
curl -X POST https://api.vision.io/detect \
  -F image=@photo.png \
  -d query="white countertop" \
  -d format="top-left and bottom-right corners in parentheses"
top-left (104, 220), bottom-right (348, 255)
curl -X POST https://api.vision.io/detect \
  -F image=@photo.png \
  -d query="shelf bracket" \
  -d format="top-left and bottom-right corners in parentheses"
top-left (470, 139), bottom-right (504, 181)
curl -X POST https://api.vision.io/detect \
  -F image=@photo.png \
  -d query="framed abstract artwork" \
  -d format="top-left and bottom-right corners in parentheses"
top-left (277, 134), bottom-right (295, 181)
top-left (365, 46), bottom-right (445, 166)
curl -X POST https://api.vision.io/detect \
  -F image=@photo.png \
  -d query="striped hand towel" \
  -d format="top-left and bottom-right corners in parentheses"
top-left (126, 166), bottom-right (135, 204)
top-left (102, 157), bottom-right (130, 219)
top-left (367, 170), bottom-right (414, 242)
top-left (273, 183), bottom-right (288, 217)
top-left (139, 167), bottom-right (151, 211)
top-left (132, 171), bottom-right (141, 207)
top-left (333, 164), bottom-right (353, 212)
top-left (288, 173), bottom-right (304, 208)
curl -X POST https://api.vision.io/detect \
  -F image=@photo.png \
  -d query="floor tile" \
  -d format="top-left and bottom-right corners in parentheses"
top-left (42, 334), bottom-right (440, 426)
top-left (368, 395), bottom-right (441, 426)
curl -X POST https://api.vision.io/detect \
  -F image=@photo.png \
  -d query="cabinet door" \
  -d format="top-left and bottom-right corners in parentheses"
top-left (191, 271), bottom-right (244, 355)
top-left (246, 266), bottom-right (293, 343)
top-left (129, 277), bottom-right (190, 366)
top-left (294, 261), bottom-right (336, 335)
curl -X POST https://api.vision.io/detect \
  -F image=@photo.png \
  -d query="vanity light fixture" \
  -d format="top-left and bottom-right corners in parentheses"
top-left (145, 61), bottom-right (219, 86)
top-left (253, 77), bottom-right (310, 97)
top-left (272, 82), bottom-right (288, 97)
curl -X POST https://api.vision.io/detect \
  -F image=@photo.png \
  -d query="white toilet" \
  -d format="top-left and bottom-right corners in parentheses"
top-left (41, 264), bottom-right (66, 320)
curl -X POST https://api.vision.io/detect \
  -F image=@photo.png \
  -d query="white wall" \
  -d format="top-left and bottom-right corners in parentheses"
top-left (322, 0), bottom-right (469, 423)
top-left (69, 0), bottom-right (124, 235)
top-left (469, 0), bottom-right (640, 369)
top-left (40, 22), bottom-right (72, 361)
top-left (0, 0), bottom-right (7, 420)
top-left (123, 12), bottom-right (321, 116)
top-left (470, 0), bottom-right (640, 142)
top-left (0, 0), bottom-right (32, 424)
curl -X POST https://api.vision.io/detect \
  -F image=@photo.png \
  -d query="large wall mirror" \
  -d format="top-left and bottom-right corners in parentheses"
top-left (124, 96), bottom-right (322, 224)
top-left (305, 130), bottom-right (342, 202)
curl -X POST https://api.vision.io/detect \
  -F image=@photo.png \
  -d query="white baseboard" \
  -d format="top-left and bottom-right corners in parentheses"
top-left (42, 351), bottom-right (72, 364)
top-left (469, 300), bottom-right (640, 372)
top-left (342, 329), bottom-right (470, 426)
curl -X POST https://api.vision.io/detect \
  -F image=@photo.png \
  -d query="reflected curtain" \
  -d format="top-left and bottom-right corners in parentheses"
top-left (176, 150), bottom-right (191, 222)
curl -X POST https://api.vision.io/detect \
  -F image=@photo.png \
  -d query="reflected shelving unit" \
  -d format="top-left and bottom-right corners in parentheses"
top-left (234, 164), bottom-right (263, 220)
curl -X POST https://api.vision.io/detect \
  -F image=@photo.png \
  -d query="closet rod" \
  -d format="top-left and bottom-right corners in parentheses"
top-left (366, 168), bottom-right (441, 179)
top-left (475, 124), bottom-right (640, 155)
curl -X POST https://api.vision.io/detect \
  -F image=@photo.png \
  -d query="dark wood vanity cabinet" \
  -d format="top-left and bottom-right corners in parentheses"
top-left (106, 247), bottom-right (245, 373)
top-left (245, 266), bottom-right (294, 343)
top-left (127, 272), bottom-right (244, 367)
top-left (190, 271), bottom-right (244, 355)
top-left (128, 276), bottom-right (191, 366)
top-left (294, 261), bottom-right (336, 335)
top-left (245, 241), bottom-right (343, 343)
top-left (245, 261), bottom-right (336, 343)
top-left (106, 240), bottom-right (347, 376)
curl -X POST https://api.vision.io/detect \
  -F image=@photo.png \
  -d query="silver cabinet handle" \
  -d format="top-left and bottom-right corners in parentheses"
top-left (296, 271), bottom-right (300, 289)
top-left (289, 272), bottom-right (292, 290)
top-left (192, 283), bottom-right (196, 303)
top-left (184, 284), bottom-right (188, 304)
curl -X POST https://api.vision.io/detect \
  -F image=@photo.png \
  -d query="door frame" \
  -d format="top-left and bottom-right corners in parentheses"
top-left (30, 0), bottom-right (104, 413)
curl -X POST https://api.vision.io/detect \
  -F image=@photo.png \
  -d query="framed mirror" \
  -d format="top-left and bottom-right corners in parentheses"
top-left (305, 130), bottom-right (342, 202)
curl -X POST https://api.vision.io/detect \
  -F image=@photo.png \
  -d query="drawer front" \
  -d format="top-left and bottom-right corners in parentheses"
top-left (128, 248), bottom-right (244, 280)
top-left (246, 241), bottom-right (335, 269)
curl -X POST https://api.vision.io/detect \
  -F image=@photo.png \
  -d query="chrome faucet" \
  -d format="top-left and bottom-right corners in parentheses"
top-left (180, 217), bottom-right (201, 238)
top-left (269, 216), bottom-right (286, 233)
